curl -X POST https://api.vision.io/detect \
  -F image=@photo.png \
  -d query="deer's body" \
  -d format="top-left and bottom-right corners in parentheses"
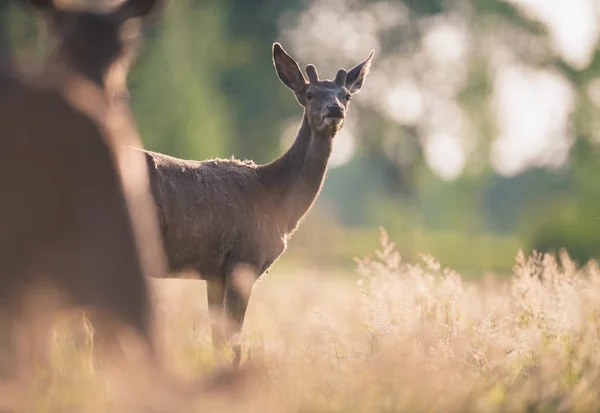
top-left (0, 72), bottom-right (149, 316)
top-left (138, 43), bottom-right (374, 366)
top-left (0, 54), bottom-right (160, 413)
top-left (142, 111), bottom-right (331, 275)
top-left (144, 151), bottom-right (283, 278)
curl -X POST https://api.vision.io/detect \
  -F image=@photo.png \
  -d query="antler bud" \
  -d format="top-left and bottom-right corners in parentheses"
top-left (305, 64), bottom-right (319, 83)
top-left (334, 69), bottom-right (347, 86)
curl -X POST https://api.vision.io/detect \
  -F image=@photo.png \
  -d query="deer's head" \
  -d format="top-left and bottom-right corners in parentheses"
top-left (25, 0), bottom-right (162, 92)
top-left (273, 43), bottom-right (373, 135)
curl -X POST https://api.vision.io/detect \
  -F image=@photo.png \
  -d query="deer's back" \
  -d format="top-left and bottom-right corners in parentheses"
top-left (0, 73), bottom-right (128, 290)
top-left (142, 149), bottom-right (284, 277)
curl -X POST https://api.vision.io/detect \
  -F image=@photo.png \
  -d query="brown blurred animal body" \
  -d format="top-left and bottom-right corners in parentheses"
top-left (139, 43), bottom-right (374, 366)
top-left (0, 0), bottom-right (171, 409)
top-left (0, 64), bottom-right (153, 359)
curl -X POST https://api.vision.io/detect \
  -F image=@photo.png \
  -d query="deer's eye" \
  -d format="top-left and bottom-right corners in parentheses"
top-left (345, 93), bottom-right (352, 101)
top-left (305, 92), bottom-right (314, 101)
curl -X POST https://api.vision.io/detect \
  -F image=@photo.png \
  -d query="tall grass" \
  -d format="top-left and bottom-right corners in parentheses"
top-left (34, 229), bottom-right (600, 412)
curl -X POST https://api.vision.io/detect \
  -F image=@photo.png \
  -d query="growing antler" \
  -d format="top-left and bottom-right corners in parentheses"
top-left (305, 64), bottom-right (319, 83)
top-left (334, 69), bottom-right (347, 86)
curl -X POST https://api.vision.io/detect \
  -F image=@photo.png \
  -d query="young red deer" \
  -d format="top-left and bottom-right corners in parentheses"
top-left (139, 43), bottom-right (374, 366)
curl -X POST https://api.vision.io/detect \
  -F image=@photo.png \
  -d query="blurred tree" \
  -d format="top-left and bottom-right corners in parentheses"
top-left (2, 2), bottom-right (44, 68)
top-left (0, 1), bottom-right (10, 62)
top-left (217, 0), bottom-right (303, 163)
top-left (130, 0), bottom-right (233, 159)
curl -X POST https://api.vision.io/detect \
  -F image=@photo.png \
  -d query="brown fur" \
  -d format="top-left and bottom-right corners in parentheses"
top-left (140, 43), bottom-right (374, 366)
top-left (0, 0), bottom-right (171, 408)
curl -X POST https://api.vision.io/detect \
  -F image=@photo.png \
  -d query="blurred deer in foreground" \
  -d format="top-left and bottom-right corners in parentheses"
top-left (26, 0), bottom-right (170, 341)
top-left (138, 43), bottom-right (374, 366)
top-left (0, 0), bottom-right (254, 410)
top-left (29, 0), bottom-right (166, 262)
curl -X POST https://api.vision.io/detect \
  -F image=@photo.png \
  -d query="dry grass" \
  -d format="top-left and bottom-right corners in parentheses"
top-left (30, 229), bottom-right (600, 412)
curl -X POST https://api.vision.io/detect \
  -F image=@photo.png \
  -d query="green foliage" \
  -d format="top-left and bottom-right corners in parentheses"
top-left (3, 3), bottom-right (44, 64)
top-left (282, 220), bottom-right (520, 276)
top-left (130, 0), bottom-right (233, 159)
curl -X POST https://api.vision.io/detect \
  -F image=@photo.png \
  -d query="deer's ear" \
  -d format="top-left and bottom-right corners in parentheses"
top-left (113, 0), bottom-right (163, 22)
top-left (273, 43), bottom-right (308, 94)
top-left (346, 50), bottom-right (374, 94)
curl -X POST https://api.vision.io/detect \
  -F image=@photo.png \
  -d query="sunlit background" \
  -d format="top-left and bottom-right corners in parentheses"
top-left (3, 0), bottom-right (600, 277)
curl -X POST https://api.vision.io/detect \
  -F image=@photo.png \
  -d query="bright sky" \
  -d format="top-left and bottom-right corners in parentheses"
top-left (506, 0), bottom-right (600, 69)
top-left (491, 65), bottom-right (574, 176)
top-left (423, 133), bottom-right (466, 181)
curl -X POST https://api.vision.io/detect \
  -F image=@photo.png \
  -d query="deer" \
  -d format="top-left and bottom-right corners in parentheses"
top-left (23, 0), bottom-right (169, 333)
top-left (138, 42), bottom-right (374, 366)
top-left (0, 0), bottom-right (165, 405)
top-left (0, 1), bottom-right (253, 410)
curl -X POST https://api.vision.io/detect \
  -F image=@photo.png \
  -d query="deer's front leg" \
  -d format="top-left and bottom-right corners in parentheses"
top-left (223, 262), bottom-right (257, 367)
top-left (206, 279), bottom-right (226, 360)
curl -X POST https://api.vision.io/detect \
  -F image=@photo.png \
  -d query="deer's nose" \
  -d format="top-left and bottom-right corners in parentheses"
top-left (326, 104), bottom-right (344, 118)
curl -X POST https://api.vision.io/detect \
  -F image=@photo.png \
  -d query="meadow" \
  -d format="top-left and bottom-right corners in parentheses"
top-left (34, 229), bottom-right (600, 412)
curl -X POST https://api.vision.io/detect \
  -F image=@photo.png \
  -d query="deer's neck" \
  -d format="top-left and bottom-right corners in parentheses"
top-left (259, 111), bottom-right (334, 233)
top-left (43, 53), bottom-right (129, 108)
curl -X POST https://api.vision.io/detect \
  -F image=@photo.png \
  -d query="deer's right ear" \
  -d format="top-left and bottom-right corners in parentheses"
top-left (273, 43), bottom-right (308, 94)
top-left (346, 50), bottom-right (374, 94)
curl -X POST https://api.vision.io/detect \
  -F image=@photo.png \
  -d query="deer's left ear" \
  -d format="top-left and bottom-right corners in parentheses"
top-left (346, 50), bottom-right (374, 94)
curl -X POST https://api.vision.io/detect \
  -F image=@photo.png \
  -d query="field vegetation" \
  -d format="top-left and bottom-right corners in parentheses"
top-left (33, 230), bottom-right (600, 412)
